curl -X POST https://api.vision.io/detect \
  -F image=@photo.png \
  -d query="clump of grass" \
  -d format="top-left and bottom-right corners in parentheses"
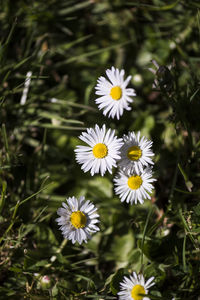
top-left (1, 0), bottom-right (200, 299)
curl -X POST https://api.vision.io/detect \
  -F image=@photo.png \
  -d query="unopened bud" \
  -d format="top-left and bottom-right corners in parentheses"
top-left (40, 275), bottom-right (51, 289)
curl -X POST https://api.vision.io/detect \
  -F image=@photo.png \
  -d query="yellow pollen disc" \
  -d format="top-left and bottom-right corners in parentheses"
top-left (93, 143), bottom-right (108, 158)
top-left (127, 175), bottom-right (143, 190)
top-left (131, 284), bottom-right (146, 300)
top-left (70, 211), bottom-right (87, 229)
top-left (127, 145), bottom-right (142, 161)
top-left (110, 86), bottom-right (122, 100)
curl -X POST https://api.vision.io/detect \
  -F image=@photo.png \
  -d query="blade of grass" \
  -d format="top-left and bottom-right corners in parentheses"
top-left (1, 124), bottom-right (10, 163)
top-left (140, 207), bottom-right (153, 266)
top-left (179, 208), bottom-right (198, 249)
top-left (26, 123), bottom-right (86, 131)
top-left (47, 98), bottom-right (97, 111)
top-left (148, 157), bottom-right (179, 236)
top-left (178, 163), bottom-right (193, 192)
top-left (0, 181), bottom-right (54, 244)
top-left (58, 0), bottom-right (92, 15)
top-left (52, 34), bottom-right (93, 54)
top-left (174, 188), bottom-right (200, 195)
top-left (38, 111), bottom-right (84, 125)
top-left (182, 234), bottom-right (187, 272)
top-left (197, 9), bottom-right (200, 45)
top-left (126, 0), bottom-right (180, 11)
top-left (0, 17), bottom-right (17, 64)
top-left (19, 182), bottom-right (54, 207)
top-left (191, 1), bottom-right (200, 8)
top-left (0, 200), bottom-right (20, 244)
top-left (13, 56), bottom-right (32, 70)
top-left (190, 88), bottom-right (200, 102)
top-left (55, 40), bottom-right (133, 66)
top-left (0, 180), bottom-right (7, 215)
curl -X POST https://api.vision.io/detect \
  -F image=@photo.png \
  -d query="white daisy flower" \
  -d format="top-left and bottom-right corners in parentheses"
top-left (114, 168), bottom-right (156, 205)
top-left (118, 271), bottom-right (155, 300)
top-left (118, 131), bottom-right (154, 174)
top-left (56, 196), bottom-right (100, 244)
top-left (95, 66), bottom-right (136, 120)
top-left (75, 124), bottom-right (123, 176)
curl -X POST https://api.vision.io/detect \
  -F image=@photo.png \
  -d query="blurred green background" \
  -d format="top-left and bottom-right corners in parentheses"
top-left (1, 0), bottom-right (200, 299)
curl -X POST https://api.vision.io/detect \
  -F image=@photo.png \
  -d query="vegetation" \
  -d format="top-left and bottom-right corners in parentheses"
top-left (1, 0), bottom-right (200, 299)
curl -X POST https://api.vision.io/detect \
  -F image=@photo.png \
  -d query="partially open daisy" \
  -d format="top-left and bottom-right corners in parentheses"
top-left (56, 196), bottom-right (99, 244)
top-left (95, 66), bottom-right (136, 119)
top-left (75, 124), bottom-right (123, 176)
top-left (118, 272), bottom-right (155, 300)
top-left (118, 131), bottom-right (154, 174)
top-left (114, 168), bottom-right (156, 205)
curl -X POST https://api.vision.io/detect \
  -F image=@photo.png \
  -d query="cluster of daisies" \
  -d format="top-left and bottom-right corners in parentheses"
top-left (75, 65), bottom-right (156, 206)
top-left (56, 67), bottom-right (156, 299)
top-left (75, 125), bottom-right (156, 205)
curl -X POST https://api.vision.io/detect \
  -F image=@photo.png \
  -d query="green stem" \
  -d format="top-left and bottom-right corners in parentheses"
top-left (141, 207), bottom-right (153, 267)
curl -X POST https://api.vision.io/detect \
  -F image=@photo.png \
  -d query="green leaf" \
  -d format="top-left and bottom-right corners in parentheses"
top-left (109, 230), bottom-right (135, 263)
top-left (128, 249), bottom-right (142, 271)
top-left (9, 267), bottom-right (22, 273)
top-left (87, 176), bottom-right (113, 198)
top-left (110, 269), bottom-right (125, 295)
top-left (52, 284), bottom-right (58, 297)
top-left (193, 203), bottom-right (200, 216)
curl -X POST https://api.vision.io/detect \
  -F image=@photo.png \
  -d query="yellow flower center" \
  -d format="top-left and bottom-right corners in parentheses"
top-left (93, 143), bottom-right (108, 158)
top-left (131, 284), bottom-right (146, 300)
top-left (127, 175), bottom-right (143, 190)
top-left (110, 86), bottom-right (122, 100)
top-left (70, 211), bottom-right (87, 229)
top-left (127, 146), bottom-right (142, 161)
